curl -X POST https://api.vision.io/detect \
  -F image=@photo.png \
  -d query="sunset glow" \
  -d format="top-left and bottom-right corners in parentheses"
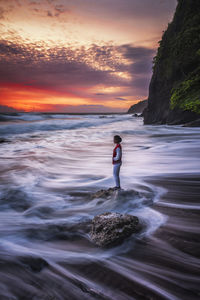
top-left (0, 0), bottom-right (177, 113)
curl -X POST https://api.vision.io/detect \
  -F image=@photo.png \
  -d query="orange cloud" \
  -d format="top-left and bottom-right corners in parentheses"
top-left (0, 82), bottom-right (131, 112)
top-left (0, 0), bottom-right (177, 113)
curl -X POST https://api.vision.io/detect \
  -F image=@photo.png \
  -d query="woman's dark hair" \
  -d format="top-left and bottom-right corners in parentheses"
top-left (114, 135), bottom-right (122, 143)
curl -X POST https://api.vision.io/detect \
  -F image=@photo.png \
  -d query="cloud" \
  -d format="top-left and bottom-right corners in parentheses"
top-left (54, 4), bottom-right (66, 14)
top-left (0, 105), bottom-right (23, 113)
top-left (0, 39), bottom-right (155, 102)
top-left (118, 44), bottom-right (155, 75)
top-left (0, 4), bottom-right (14, 20)
top-left (119, 44), bottom-right (155, 60)
top-left (36, 104), bottom-right (123, 113)
top-left (115, 97), bottom-right (127, 101)
top-left (130, 60), bottom-right (153, 74)
top-left (132, 76), bottom-right (151, 91)
top-left (47, 10), bottom-right (53, 17)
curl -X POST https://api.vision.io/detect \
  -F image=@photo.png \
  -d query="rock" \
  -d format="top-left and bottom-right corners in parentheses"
top-left (0, 188), bottom-right (31, 211)
top-left (19, 256), bottom-right (49, 272)
top-left (0, 138), bottom-right (10, 143)
top-left (127, 99), bottom-right (147, 114)
top-left (182, 118), bottom-right (200, 127)
top-left (90, 188), bottom-right (140, 201)
top-left (90, 187), bottom-right (117, 199)
top-left (90, 212), bottom-right (139, 247)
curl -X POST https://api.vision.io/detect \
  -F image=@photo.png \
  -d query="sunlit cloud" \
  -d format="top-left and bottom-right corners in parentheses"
top-left (0, 0), bottom-right (177, 112)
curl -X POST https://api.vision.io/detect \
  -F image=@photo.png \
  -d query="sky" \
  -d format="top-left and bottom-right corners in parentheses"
top-left (0, 0), bottom-right (177, 113)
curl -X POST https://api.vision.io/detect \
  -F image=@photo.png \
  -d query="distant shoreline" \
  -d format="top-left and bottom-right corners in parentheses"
top-left (0, 112), bottom-right (127, 115)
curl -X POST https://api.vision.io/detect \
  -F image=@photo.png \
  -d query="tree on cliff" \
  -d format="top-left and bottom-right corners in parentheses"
top-left (144, 0), bottom-right (200, 125)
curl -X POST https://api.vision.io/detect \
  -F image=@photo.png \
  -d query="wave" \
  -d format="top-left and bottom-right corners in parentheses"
top-left (0, 113), bottom-right (131, 136)
top-left (0, 115), bottom-right (200, 299)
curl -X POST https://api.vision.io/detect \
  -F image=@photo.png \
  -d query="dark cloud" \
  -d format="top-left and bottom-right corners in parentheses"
top-left (0, 105), bottom-right (23, 113)
top-left (41, 104), bottom-right (122, 113)
top-left (118, 44), bottom-right (155, 76)
top-left (115, 97), bottom-right (126, 101)
top-left (119, 44), bottom-right (155, 60)
top-left (0, 39), bottom-right (155, 99)
top-left (130, 60), bottom-right (153, 74)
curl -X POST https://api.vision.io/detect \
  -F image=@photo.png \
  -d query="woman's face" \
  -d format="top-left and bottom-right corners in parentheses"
top-left (114, 137), bottom-right (117, 144)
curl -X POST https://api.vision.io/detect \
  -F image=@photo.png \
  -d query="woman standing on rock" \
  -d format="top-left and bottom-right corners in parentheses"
top-left (112, 135), bottom-right (122, 190)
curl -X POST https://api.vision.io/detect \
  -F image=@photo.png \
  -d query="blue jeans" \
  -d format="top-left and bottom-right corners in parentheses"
top-left (113, 162), bottom-right (122, 187)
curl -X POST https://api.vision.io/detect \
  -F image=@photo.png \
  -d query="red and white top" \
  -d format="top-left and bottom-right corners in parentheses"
top-left (112, 143), bottom-right (122, 164)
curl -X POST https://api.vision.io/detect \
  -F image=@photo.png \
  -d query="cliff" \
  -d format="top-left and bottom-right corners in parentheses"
top-left (144, 0), bottom-right (200, 125)
top-left (127, 99), bottom-right (147, 114)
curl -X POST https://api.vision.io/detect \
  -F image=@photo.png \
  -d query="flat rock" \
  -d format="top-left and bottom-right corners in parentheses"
top-left (90, 212), bottom-right (139, 247)
top-left (90, 188), bottom-right (116, 199)
top-left (90, 188), bottom-right (140, 200)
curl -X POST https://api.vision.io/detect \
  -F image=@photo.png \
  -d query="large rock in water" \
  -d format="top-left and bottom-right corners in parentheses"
top-left (90, 212), bottom-right (139, 247)
top-left (143, 0), bottom-right (200, 125)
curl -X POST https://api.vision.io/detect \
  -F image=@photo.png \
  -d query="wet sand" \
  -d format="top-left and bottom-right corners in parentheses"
top-left (60, 174), bottom-right (200, 300)
top-left (0, 113), bottom-right (200, 299)
top-left (1, 174), bottom-right (199, 300)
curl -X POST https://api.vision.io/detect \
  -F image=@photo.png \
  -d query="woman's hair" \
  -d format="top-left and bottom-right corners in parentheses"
top-left (114, 135), bottom-right (122, 143)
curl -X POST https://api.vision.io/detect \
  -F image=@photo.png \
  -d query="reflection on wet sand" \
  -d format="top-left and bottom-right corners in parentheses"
top-left (0, 113), bottom-right (200, 299)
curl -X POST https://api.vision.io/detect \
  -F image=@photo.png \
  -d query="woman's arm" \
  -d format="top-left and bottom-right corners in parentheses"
top-left (113, 147), bottom-right (121, 161)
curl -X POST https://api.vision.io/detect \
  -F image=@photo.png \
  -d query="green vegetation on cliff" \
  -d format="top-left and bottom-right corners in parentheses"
top-left (152, 0), bottom-right (200, 115)
top-left (170, 69), bottom-right (200, 114)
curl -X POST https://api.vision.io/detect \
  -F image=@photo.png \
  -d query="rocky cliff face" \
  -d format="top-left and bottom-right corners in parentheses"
top-left (127, 99), bottom-right (147, 114)
top-left (144, 0), bottom-right (200, 125)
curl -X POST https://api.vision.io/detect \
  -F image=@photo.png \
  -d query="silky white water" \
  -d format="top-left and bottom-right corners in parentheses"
top-left (0, 113), bottom-right (200, 300)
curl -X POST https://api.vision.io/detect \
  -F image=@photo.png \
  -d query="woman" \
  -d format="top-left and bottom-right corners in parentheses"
top-left (112, 135), bottom-right (122, 190)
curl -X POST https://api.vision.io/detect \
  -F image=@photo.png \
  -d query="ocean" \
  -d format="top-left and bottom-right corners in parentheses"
top-left (0, 113), bottom-right (200, 299)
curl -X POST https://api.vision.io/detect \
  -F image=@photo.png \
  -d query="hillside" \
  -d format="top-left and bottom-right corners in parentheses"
top-left (127, 99), bottom-right (147, 114)
top-left (143, 0), bottom-right (200, 125)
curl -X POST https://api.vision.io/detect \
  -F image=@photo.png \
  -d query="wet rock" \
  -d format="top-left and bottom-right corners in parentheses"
top-left (90, 212), bottom-right (139, 247)
top-left (138, 113), bottom-right (143, 117)
top-left (0, 188), bottom-right (31, 211)
top-left (90, 188), bottom-right (140, 200)
top-left (90, 188), bottom-right (116, 199)
top-left (127, 99), bottom-right (147, 114)
top-left (0, 138), bottom-right (10, 143)
top-left (182, 118), bottom-right (200, 127)
top-left (19, 256), bottom-right (49, 272)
